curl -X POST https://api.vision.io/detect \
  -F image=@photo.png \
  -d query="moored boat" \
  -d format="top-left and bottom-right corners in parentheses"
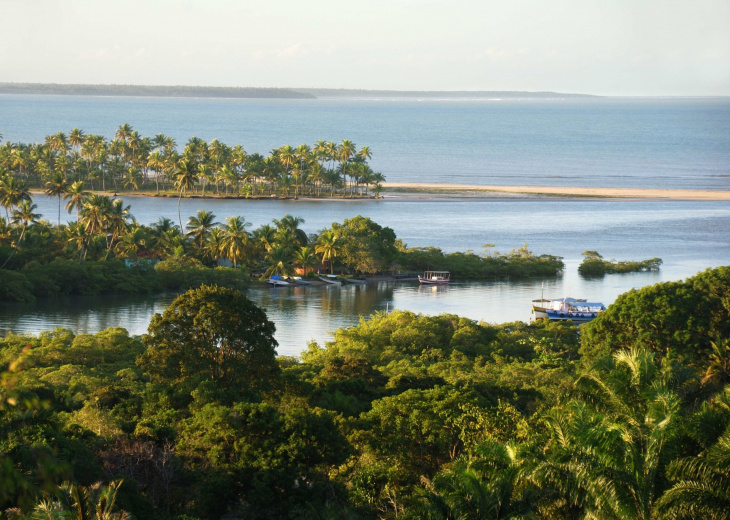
top-left (319, 275), bottom-right (342, 285)
top-left (532, 297), bottom-right (605, 323)
top-left (267, 275), bottom-right (290, 287)
top-left (418, 270), bottom-right (450, 284)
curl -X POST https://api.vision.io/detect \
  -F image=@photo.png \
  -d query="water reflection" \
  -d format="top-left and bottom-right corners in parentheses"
top-left (0, 267), bottom-right (713, 357)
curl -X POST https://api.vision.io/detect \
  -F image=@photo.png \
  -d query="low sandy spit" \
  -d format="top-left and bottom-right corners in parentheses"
top-left (382, 182), bottom-right (730, 201)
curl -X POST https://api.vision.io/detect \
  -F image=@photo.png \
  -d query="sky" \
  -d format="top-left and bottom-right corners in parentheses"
top-left (2, 0), bottom-right (729, 96)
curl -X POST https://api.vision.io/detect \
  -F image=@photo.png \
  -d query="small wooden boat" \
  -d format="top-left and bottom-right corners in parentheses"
top-left (319, 275), bottom-right (342, 285)
top-left (267, 275), bottom-right (290, 287)
top-left (418, 271), bottom-right (450, 284)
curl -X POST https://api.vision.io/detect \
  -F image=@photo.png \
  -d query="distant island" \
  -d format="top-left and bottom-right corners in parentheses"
top-left (296, 88), bottom-right (599, 99)
top-left (0, 83), bottom-right (315, 99)
top-left (0, 82), bottom-right (597, 100)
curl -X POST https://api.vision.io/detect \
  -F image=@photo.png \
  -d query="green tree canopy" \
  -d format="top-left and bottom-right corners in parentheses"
top-left (138, 285), bottom-right (279, 391)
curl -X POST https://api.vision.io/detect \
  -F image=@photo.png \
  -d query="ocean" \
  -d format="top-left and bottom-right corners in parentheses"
top-left (1, 94), bottom-right (729, 190)
top-left (1, 94), bottom-right (728, 355)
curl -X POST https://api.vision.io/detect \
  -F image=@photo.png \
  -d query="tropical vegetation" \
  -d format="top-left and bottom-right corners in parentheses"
top-left (0, 125), bottom-right (385, 199)
top-left (0, 266), bottom-right (728, 518)
top-left (578, 250), bottom-right (663, 277)
top-left (0, 187), bottom-right (564, 301)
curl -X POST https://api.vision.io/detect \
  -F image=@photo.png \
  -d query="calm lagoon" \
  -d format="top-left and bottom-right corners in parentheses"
top-left (1, 194), bottom-right (728, 356)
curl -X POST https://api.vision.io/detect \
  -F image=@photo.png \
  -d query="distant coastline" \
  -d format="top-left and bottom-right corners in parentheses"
top-left (0, 83), bottom-right (315, 99)
top-left (0, 82), bottom-right (597, 100)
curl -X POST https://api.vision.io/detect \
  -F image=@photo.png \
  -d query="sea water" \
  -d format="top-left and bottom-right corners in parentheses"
top-left (0, 95), bottom-right (729, 354)
top-left (1, 94), bottom-right (729, 190)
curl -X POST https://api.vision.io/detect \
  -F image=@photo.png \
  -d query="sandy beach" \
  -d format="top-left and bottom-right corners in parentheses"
top-left (382, 182), bottom-right (730, 201)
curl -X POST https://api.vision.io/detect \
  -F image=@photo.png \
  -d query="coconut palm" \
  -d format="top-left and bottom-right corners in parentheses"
top-left (64, 181), bottom-right (90, 219)
top-left (315, 229), bottom-right (340, 274)
top-left (186, 210), bottom-right (219, 250)
top-left (1, 200), bottom-right (40, 268)
top-left (203, 227), bottom-right (226, 264)
top-left (173, 159), bottom-right (198, 231)
top-left (65, 221), bottom-right (89, 260)
top-left (221, 216), bottom-right (251, 268)
top-left (103, 198), bottom-right (133, 259)
top-left (0, 176), bottom-right (31, 219)
top-left (293, 246), bottom-right (318, 276)
top-left (263, 243), bottom-right (295, 278)
top-left (44, 171), bottom-right (69, 225)
top-left (273, 214), bottom-right (308, 248)
top-left (114, 225), bottom-right (149, 259)
top-left (338, 139), bottom-right (356, 195)
top-left (68, 127), bottom-right (85, 151)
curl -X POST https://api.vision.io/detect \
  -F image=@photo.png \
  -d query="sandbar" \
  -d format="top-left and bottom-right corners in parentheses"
top-left (382, 182), bottom-right (730, 201)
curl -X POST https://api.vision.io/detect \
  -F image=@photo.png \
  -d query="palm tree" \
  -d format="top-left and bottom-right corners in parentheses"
top-left (173, 159), bottom-right (198, 231)
top-left (203, 227), bottom-right (226, 264)
top-left (68, 127), bottom-right (85, 151)
top-left (655, 426), bottom-right (730, 519)
top-left (44, 171), bottom-right (69, 225)
top-left (293, 246), bottom-right (318, 276)
top-left (0, 176), bottom-right (31, 219)
top-left (1, 200), bottom-right (40, 268)
top-left (103, 198), bottom-right (133, 259)
top-left (221, 216), bottom-right (250, 268)
top-left (535, 348), bottom-right (684, 520)
top-left (273, 214), bottom-right (308, 248)
top-left (114, 225), bottom-right (148, 259)
top-left (65, 221), bottom-right (88, 260)
top-left (338, 139), bottom-right (356, 196)
top-left (64, 181), bottom-right (90, 219)
top-left (22, 479), bottom-right (130, 520)
top-left (410, 440), bottom-right (534, 520)
top-left (78, 194), bottom-right (113, 254)
top-left (315, 229), bottom-right (340, 274)
top-left (186, 210), bottom-right (219, 250)
top-left (263, 243), bottom-right (294, 278)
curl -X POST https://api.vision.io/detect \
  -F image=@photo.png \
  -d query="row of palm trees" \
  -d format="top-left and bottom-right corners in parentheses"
top-left (0, 181), bottom-right (343, 277)
top-left (0, 124), bottom-right (386, 201)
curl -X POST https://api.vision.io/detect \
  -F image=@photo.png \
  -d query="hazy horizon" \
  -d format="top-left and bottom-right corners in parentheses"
top-left (3, 0), bottom-right (729, 97)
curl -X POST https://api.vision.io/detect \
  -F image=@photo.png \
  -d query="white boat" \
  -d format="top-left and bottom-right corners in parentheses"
top-left (319, 275), bottom-right (342, 285)
top-left (288, 276), bottom-right (311, 285)
top-left (267, 275), bottom-right (290, 287)
top-left (532, 297), bottom-right (605, 323)
top-left (418, 270), bottom-right (450, 284)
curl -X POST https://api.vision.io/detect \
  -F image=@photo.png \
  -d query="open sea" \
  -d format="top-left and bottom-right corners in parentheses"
top-left (0, 94), bottom-right (729, 355)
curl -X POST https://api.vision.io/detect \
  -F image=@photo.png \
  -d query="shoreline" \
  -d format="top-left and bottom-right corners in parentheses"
top-left (381, 183), bottom-right (730, 201)
top-left (30, 184), bottom-right (730, 203)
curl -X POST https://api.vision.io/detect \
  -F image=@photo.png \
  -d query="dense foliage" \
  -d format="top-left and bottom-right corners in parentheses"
top-left (0, 125), bottom-right (383, 199)
top-left (1, 267), bottom-right (728, 518)
top-left (0, 184), bottom-right (564, 301)
top-left (578, 250), bottom-right (662, 277)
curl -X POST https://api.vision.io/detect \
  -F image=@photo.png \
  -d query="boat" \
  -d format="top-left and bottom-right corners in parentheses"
top-left (418, 270), bottom-right (450, 284)
top-left (267, 275), bottom-right (290, 287)
top-left (532, 297), bottom-right (605, 323)
top-left (319, 275), bottom-right (342, 285)
top-left (288, 276), bottom-right (311, 285)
